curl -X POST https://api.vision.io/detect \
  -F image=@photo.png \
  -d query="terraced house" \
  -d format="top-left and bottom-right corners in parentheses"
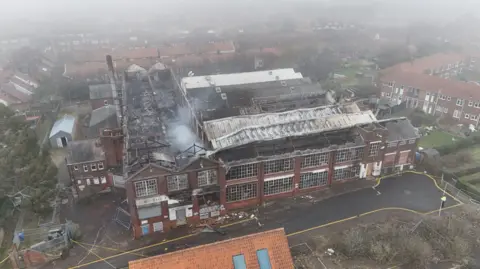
top-left (379, 53), bottom-right (480, 126)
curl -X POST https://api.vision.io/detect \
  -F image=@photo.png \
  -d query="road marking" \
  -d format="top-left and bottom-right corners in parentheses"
top-left (71, 171), bottom-right (462, 268)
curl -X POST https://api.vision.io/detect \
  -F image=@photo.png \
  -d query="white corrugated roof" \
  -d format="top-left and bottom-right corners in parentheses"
top-left (203, 103), bottom-right (377, 150)
top-left (49, 115), bottom-right (76, 138)
top-left (181, 69), bottom-right (303, 90)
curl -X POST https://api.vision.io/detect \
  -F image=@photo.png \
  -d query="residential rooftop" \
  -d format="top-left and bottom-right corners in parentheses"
top-left (128, 228), bottom-right (293, 269)
top-left (383, 53), bottom-right (466, 75)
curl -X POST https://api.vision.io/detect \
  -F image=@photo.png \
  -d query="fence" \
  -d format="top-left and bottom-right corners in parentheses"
top-left (439, 177), bottom-right (480, 206)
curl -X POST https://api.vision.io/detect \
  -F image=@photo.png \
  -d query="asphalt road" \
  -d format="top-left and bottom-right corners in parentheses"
top-left (75, 173), bottom-right (459, 269)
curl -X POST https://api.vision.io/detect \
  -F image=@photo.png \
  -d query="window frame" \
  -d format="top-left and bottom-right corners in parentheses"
top-left (368, 142), bottom-right (381, 157)
top-left (264, 158), bottom-right (293, 174)
top-left (299, 171), bottom-right (328, 189)
top-left (167, 174), bottom-right (189, 192)
top-left (301, 152), bottom-right (329, 168)
top-left (98, 162), bottom-right (104, 170)
top-left (197, 169), bottom-right (218, 187)
top-left (134, 178), bottom-right (158, 198)
top-left (263, 176), bottom-right (294, 196)
top-left (226, 163), bottom-right (258, 180)
top-left (83, 165), bottom-right (89, 172)
top-left (91, 163), bottom-right (97, 171)
top-left (226, 182), bottom-right (257, 202)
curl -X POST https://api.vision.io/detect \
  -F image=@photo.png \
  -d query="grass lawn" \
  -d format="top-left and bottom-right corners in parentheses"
top-left (418, 131), bottom-right (457, 148)
top-left (444, 146), bottom-right (480, 174)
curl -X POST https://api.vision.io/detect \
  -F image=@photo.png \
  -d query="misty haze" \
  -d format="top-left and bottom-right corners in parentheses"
top-left (1, 1), bottom-right (480, 269)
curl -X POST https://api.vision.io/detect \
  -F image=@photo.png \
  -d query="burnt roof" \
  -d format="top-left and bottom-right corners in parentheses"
top-left (379, 118), bottom-right (419, 141)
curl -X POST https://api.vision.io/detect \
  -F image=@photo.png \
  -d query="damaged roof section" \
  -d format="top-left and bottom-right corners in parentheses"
top-left (66, 139), bottom-right (104, 164)
top-left (181, 68), bottom-right (303, 90)
top-left (379, 118), bottom-right (420, 141)
top-left (204, 103), bottom-right (375, 150)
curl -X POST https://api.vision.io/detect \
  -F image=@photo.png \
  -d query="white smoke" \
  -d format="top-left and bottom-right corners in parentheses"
top-left (167, 106), bottom-right (203, 152)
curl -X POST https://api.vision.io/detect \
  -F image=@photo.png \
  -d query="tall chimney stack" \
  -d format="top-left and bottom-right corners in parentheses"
top-left (106, 55), bottom-right (122, 127)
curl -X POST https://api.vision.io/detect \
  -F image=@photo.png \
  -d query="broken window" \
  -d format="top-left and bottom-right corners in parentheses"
top-left (98, 162), bottom-right (104, 170)
top-left (333, 166), bottom-right (359, 181)
top-left (264, 158), bottom-right (293, 174)
top-left (226, 182), bottom-right (257, 202)
top-left (134, 178), bottom-right (158, 197)
top-left (299, 171), bottom-right (328, 189)
top-left (197, 169), bottom-right (218, 187)
top-left (264, 176), bottom-right (294, 196)
top-left (301, 152), bottom-right (329, 168)
top-left (91, 163), bottom-right (97, 171)
top-left (368, 142), bottom-right (381, 157)
top-left (167, 174), bottom-right (189, 192)
top-left (83, 165), bottom-right (89, 172)
top-left (226, 163), bottom-right (258, 180)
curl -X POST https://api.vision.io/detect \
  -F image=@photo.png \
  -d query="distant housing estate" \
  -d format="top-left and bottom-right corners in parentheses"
top-left (379, 53), bottom-right (480, 126)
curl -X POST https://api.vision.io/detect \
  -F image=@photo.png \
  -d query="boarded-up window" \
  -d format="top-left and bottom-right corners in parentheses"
top-left (398, 151), bottom-right (410, 164)
top-left (384, 153), bottom-right (396, 166)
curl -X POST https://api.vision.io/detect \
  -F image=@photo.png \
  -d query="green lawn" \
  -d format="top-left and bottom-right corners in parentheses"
top-left (459, 172), bottom-right (480, 185)
top-left (444, 146), bottom-right (480, 174)
top-left (418, 131), bottom-right (457, 148)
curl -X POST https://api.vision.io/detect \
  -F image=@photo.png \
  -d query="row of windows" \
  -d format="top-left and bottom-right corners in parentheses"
top-left (74, 162), bottom-right (104, 172)
top-left (453, 109), bottom-right (479, 121)
top-left (134, 169), bottom-right (219, 197)
top-left (226, 167), bottom-right (361, 202)
top-left (77, 176), bottom-right (107, 186)
top-left (335, 147), bottom-right (364, 163)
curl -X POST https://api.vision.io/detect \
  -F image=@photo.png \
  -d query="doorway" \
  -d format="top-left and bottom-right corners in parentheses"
top-left (176, 208), bottom-right (187, 226)
top-left (61, 137), bottom-right (68, 147)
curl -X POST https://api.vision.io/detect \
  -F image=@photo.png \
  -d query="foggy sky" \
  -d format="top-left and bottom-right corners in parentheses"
top-left (1, 0), bottom-right (480, 33)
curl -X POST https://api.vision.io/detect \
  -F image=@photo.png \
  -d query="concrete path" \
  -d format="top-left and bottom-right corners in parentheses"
top-left (69, 173), bottom-right (460, 269)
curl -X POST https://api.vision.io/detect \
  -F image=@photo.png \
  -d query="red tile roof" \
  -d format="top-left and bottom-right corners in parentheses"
top-left (64, 59), bottom-right (159, 78)
top-left (72, 48), bottom-right (159, 62)
top-left (0, 83), bottom-right (31, 103)
top-left (201, 41), bottom-right (236, 54)
top-left (381, 70), bottom-right (480, 99)
top-left (383, 53), bottom-right (466, 74)
top-left (380, 53), bottom-right (480, 99)
top-left (128, 228), bottom-right (294, 269)
top-left (159, 44), bottom-right (194, 58)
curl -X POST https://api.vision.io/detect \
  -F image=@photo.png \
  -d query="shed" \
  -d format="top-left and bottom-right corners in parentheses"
top-left (49, 115), bottom-right (76, 148)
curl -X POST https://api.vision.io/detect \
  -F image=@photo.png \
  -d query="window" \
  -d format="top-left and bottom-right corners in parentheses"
top-left (408, 139), bottom-right (416, 144)
top-left (197, 169), bottom-right (218, 186)
top-left (264, 158), bottom-right (293, 174)
top-left (456, 98), bottom-right (465, 106)
top-left (103, 100), bottom-right (109, 106)
top-left (386, 92), bottom-right (391, 97)
top-left (134, 178), bottom-right (158, 197)
top-left (368, 142), bottom-right (381, 157)
top-left (299, 171), bottom-right (328, 189)
top-left (465, 113), bottom-right (470, 119)
top-left (475, 102), bottom-right (480, 108)
top-left (167, 174), bottom-right (189, 191)
top-left (471, 115), bottom-right (478, 121)
top-left (453, 110), bottom-right (461, 118)
top-left (233, 254), bottom-right (247, 269)
top-left (93, 177), bottom-right (99, 184)
top-left (100, 176), bottom-right (107, 184)
top-left (399, 141), bottom-right (406, 146)
top-left (226, 182), bottom-right (257, 202)
top-left (469, 101), bottom-right (474, 107)
top-left (86, 178), bottom-right (91, 185)
top-left (74, 165), bottom-right (78, 171)
top-left (425, 92), bottom-right (430, 100)
top-left (83, 165), bottom-right (88, 172)
top-left (447, 96), bottom-right (451, 101)
top-left (91, 163), bottom-right (97, 171)
top-left (98, 162), bottom-right (104, 170)
top-left (226, 163), bottom-right (258, 180)
top-left (439, 94), bottom-right (446, 100)
top-left (301, 152), bottom-right (329, 168)
top-left (443, 107), bottom-right (448, 113)
top-left (335, 149), bottom-right (349, 163)
top-left (333, 166), bottom-right (359, 181)
top-left (436, 106), bottom-right (443, 112)
top-left (77, 180), bottom-right (82, 185)
top-left (256, 249), bottom-right (272, 269)
top-left (387, 142), bottom-right (397, 148)
top-left (264, 176), bottom-right (294, 196)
